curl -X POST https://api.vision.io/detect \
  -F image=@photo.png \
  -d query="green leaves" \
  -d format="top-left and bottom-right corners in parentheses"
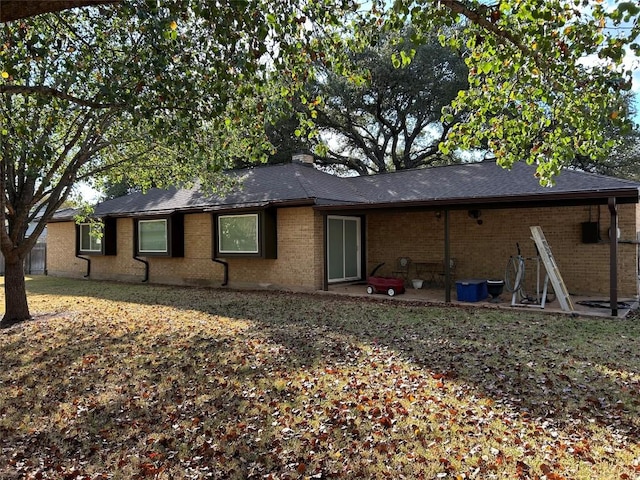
top-left (366, 0), bottom-right (638, 184)
top-left (390, 49), bottom-right (415, 68)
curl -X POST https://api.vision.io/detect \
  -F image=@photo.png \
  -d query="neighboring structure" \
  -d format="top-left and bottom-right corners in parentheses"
top-left (0, 220), bottom-right (47, 275)
top-left (47, 159), bottom-right (640, 314)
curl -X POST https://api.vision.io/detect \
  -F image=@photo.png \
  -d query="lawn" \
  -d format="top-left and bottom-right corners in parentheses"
top-left (1, 276), bottom-right (639, 479)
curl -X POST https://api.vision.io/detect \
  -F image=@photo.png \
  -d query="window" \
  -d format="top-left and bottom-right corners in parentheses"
top-left (76, 218), bottom-right (117, 256)
top-left (213, 210), bottom-right (277, 259)
top-left (134, 215), bottom-right (183, 257)
top-left (138, 219), bottom-right (168, 254)
top-left (78, 223), bottom-right (102, 253)
top-left (218, 214), bottom-right (259, 254)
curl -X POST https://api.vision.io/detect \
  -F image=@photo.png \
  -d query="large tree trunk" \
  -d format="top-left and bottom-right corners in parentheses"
top-left (1, 256), bottom-right (30, 328)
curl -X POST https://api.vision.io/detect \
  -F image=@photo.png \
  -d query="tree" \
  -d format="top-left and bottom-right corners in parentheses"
top-left (305, 29), bottom-right (469, 175)
top-left (268, 0), bottom-right (638, 178)
top-left (0, 0), bottom-right (117, 22)
top-left (572, 130), bottom-right (640, 181)
top-left (567, 91), bottom-right (640, 179)
top-left (264, 115), bottom-right (314, 167)
top-left (3, 0), bottom-right (640, 325)
top-left (0, 0), bottom-right (360, 326)
top-left (377, 0), bottom-right (637, 185)
top-left (98, 176), bottom-right (141, 200)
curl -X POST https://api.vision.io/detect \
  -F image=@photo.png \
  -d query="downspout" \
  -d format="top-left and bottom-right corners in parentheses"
top-left (133, 256), bottom-right (149, 283)
top-left (323, 213), bottom-right (329, 291)
top-left (211, 211), bottom-right (229, 286)
top-left (608, 197), bottom-right (618, 317)
top-left (212, 258), bottom-right (229, 286)
top-left (75, 254), bottom-right (91, 278)
top-left (132, 218), bottom-right (149, 282)
top-left (444, 209), bottom-right (451, 303)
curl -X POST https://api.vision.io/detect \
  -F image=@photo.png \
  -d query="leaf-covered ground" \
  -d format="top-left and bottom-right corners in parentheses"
top-left (1, 276), bottom-right (639, 479)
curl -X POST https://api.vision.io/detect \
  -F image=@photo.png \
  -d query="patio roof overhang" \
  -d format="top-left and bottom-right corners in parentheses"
top-left (314, 187), bottom-right (640, 213)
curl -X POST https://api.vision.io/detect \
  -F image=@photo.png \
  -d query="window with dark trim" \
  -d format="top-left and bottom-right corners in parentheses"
top-left (139, 219), bottom-right (168, 254)
top-left (75, 217), bottom-right (117, 256)
top-left (213, 210), bottom-right (277, 259)
top-left (218, 214), bottom-right (259, 254)
top-left (134, 214), bottom-right (184, 257)
top-left (79, 223), bottom-right (102, 253)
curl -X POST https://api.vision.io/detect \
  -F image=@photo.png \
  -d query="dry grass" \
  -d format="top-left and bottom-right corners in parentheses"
top-left (1, 276), bottom-right (639, 479)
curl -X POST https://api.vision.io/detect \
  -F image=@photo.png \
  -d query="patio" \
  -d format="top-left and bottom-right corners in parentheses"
top-left (326, 282), bottom-right (638, 318)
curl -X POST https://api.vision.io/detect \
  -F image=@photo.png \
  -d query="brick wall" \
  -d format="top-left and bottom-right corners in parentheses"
top-left (48, 218), bottom-right (158, 282)
top-left (223, 208), bottom-right (324, 290)
top-left (366, 204), bottom-right (639, 297)
top-left (47, 208), bottom-right (324, 290)
top-left (47, 203), bottom-right (640, 297)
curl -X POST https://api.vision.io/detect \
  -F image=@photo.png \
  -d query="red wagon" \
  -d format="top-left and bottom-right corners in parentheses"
top-left (366, 263), bottom-right (405, 297)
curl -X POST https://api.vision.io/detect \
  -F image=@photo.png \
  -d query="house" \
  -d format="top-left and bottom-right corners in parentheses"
top-left (47, 157), bottom-right (640, 314)
top-left (1, 216), bottom-right (47, 275)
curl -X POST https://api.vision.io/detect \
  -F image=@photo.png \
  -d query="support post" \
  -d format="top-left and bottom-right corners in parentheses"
top-left (608, 197), bottom-right (618, 317)
top-left (444, 209), bottom-right (451, 303)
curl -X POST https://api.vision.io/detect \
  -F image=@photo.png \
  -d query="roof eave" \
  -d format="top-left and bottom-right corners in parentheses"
top-left (204, 198), bottom-right (317, 213)
top-left (314, 188), bottom-right (640, 212)
top-left (48, 198), bottom-right (319, 222)
top-left (48, 186), bottom-right (640, 221)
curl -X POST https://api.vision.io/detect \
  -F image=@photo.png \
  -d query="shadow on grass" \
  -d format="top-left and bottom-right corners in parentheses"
top-left (1, 317), bottom-right (297, 478)
top-left (1, 276), bottom-right (639, 477)
top-left (20, 277), bottom-right (640, 431)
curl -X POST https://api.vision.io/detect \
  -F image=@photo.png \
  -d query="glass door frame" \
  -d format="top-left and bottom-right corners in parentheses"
top-left (326, 215), bottom-right (362, 283)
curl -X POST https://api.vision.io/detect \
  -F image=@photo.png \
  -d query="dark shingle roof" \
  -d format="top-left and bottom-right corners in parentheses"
top-left (54, 163), bottom-right (368, 220)
top-left (52, 161), bottom-right (640, 221)
top-left (343, 161), bottom-right (640, 207)
top-left (211, 162), bottom-right (369, 207)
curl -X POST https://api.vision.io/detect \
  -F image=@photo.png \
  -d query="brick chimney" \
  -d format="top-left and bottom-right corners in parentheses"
top-left (292, 153), bottom-right (314, 166)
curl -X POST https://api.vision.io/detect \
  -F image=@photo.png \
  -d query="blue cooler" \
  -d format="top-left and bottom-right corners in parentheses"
top-left (456, 279), bottom-right (488, 302)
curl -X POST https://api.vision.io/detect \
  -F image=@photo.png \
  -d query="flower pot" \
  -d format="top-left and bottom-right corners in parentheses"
top-left (412, 279), bottom-right (424, 289)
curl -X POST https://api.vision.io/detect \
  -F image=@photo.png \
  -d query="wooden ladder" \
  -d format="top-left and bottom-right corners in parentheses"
top-left (530, 226), bottom-right (574, 312)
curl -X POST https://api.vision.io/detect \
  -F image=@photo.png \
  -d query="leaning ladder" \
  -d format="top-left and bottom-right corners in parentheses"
top-left (529, 226), bottom-right (575, 313)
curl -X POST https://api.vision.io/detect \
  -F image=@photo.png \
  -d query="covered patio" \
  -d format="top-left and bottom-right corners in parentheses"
top-left (319, 162), bottom-right (640, 318)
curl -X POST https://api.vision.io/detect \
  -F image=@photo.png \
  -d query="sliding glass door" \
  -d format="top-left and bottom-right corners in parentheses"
top-left (327, 216), bottom-right (361, 283)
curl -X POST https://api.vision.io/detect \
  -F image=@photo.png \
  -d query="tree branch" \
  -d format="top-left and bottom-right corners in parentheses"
top-left (439, 0), bottom-right (535, 59)
top-left (0, 85), bottom-right (119, 109)
top-left (0, 1), bottom-right (118, 23)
